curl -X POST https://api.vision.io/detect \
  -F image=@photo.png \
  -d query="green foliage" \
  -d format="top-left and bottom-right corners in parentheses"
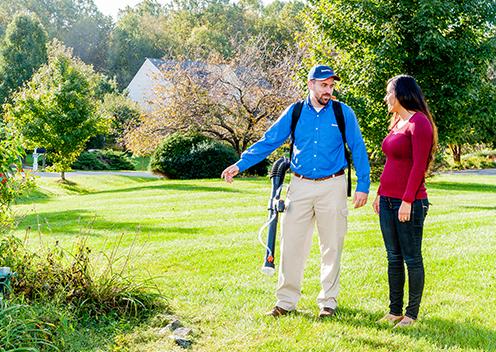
top-left (0, 121), bottom-right (34, 231)
top-left (106, 6), bottom-right (167, 88)
top-left (72, 150), bottom-right (135, 171)
top-left (0, 0), bottom-right (112, 73)
top-left (245, 159), bottom-right (270, 176)
top-left (106, 0), bottom-right (307, 87)
top-left (98, 94), bottom-right (142, 149)
top-left (5, 40), bottom-right (109, 180)
top-left (0, 301), bottom-right (58, 351)
top-left (150, 132), bottom-right (238, 179)
top-left (461, 150), bottom-right (496, 169)
top-left (71, 151), bottom-right (108, 171)
top-left (304, 0), bottom-right (496, 157)
top-left (0, 13), bottom-right (48, 106)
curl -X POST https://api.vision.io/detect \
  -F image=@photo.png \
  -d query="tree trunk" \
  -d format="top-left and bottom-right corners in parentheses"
top-left (61, 170), bottom-right (65, 181)
top-left (449, 144), bottom-right (462, 164)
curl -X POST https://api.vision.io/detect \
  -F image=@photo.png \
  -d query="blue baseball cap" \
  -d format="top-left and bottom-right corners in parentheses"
top-left (308, 65), bottom-right (340, 81)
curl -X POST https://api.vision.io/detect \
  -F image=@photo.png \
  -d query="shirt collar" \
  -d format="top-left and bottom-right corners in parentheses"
top-left (306, 95), bottom-right (330, 113)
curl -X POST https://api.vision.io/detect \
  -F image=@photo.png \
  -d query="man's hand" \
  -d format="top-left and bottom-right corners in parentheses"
top-left (353, 191), bottom-right (368, 208)
top-left (221, 164), bottom-right (239, 183)
top-left (372, 195), bottom-right (380, 214)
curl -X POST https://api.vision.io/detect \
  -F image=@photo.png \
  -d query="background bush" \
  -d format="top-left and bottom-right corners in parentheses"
top-left (150, 132), bottom-right (238, 179)
top-left (72, 150), bottom-right (135, 171)
top-left (244, 159), bottom-right (270, 176)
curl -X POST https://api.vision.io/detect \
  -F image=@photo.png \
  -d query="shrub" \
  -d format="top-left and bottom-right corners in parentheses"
top-left (72, 151), bottom-right (109, 170)
top-left (245, 159), bottom-right (270, 176)
top-left (99, 150), bottom-right (135, 170)
top-left (150, 132), bottom-right (238, 179)
top-left (72, 150), bottom-right (135, 171)
top-left (461, 149), bottom-right (496, 169)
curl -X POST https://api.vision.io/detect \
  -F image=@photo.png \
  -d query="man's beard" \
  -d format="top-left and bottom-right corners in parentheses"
top-left (317, 94), bottom-right (331, 106)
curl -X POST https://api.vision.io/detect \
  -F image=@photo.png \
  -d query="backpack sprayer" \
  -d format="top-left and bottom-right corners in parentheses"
top-left (258, 156), bottom-right (291, 276)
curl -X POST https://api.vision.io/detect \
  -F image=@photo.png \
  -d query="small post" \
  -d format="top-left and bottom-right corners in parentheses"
top-left (32, 150), bottom-right (39, 172)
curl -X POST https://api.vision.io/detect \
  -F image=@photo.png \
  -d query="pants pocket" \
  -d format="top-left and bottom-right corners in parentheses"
top-left (413, 199), bottom-right (429, 227)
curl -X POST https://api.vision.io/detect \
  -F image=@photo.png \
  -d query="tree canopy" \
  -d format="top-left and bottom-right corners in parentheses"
top-left (303, 0), bottom-right (496, 161)
top-left (0, 14), bottom-right (48, 106)
top-left (5, 40), bottom-right (109, 180)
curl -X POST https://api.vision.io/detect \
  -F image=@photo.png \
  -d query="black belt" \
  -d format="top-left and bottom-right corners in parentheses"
top-left (293, 169), bottom-right (345, 181)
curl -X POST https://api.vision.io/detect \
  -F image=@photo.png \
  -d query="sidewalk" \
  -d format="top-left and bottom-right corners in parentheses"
top-left (439, 168), bottom-right (496, 176)
top-left (30, 168), bottom-right (496, 178)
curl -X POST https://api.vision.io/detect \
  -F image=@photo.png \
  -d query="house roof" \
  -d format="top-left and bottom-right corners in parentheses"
top-left (146, 58), bottom-right (207, 72)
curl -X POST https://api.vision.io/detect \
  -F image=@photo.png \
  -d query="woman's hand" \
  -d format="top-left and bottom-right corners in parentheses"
top-left (372, 195), bottom-right (380, 214)
top-left (398, 201), bottom-right (412, 222)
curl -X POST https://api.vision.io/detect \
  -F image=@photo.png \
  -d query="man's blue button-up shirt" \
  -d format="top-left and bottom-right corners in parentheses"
top-left (236, 97), bottom-right (371, 193)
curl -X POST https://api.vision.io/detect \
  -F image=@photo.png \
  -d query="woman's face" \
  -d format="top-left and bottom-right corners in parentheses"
top-left (384, 82), bottom-right (400, 113)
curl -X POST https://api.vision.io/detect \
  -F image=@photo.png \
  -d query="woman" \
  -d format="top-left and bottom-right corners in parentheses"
top-left (372, 75), bottom-right (438, 328)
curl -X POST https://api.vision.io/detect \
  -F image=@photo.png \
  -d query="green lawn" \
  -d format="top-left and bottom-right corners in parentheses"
top-left (13, 173), bottom-right (496, 351)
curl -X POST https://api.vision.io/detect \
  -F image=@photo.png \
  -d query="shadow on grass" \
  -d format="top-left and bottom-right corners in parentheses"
top-left (17, 209), bottom-right (202, 237)
top-left (462, 205), bottom-right (496, 210)
top-left (90, 182), bottom-right (243, 195)
top-left (427, 181), bottom-right (496, 193)
top-left (324, 307), bottom-right (496, 351)
top-left (16, 188), bottom-right (52, 204)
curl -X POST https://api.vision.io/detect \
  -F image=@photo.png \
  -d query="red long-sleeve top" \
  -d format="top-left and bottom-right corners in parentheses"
top-left (378, 112), bottom-right (433, 203)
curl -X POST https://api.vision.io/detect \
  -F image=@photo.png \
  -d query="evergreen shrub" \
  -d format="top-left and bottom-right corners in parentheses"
top-left (150, 132), bottom-right (238, 179)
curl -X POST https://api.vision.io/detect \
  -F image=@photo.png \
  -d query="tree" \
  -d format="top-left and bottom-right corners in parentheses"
top-left (0, 0), bottom-right (113, 74)
top-left (59, 12), bottom-right (113, 72)
top-left (0, 14), bottom-right (48, 106)
top-left (0, 121), bottom-right (34, 231)
top-left (97, 94), bottom-right (142, 149)
top-left (106, 4), bottom-right (168, 88)
top-left (303, 0), bottom-right (496, 162)
top-left (124, 40), bottom-right (304, 156)
top-left (5, 40), bottom-right (108, 181)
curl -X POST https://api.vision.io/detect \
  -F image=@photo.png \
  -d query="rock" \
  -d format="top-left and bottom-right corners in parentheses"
top-left (172, 327), bottom-right (192, 338)
top-left (166, 319), bottom-right (182, 331)
top-left (170, 336), bottom-right (192, 349)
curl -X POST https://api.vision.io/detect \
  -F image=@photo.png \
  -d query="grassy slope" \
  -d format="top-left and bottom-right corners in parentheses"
top-left (13, 173), bottom-right (496, 351)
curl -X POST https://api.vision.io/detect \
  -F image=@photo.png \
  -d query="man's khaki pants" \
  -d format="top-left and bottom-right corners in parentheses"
top-left (276, 174), bottom-right (348, 311)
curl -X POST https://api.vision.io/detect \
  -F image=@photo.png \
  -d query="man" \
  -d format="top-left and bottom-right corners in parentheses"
top-left (221, 65), bottom-right (370, 318)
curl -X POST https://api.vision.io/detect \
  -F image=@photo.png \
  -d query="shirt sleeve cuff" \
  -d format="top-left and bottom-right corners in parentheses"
top-left (356, 183), bottom-right (370, 194)
top-left (235, 160), bottom-right (248, 173)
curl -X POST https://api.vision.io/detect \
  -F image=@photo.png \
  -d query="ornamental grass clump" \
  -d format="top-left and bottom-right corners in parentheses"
top-left (0, 234), bottom-right (166, 318)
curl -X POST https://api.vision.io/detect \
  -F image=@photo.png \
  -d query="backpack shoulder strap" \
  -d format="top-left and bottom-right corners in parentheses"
top-left (289, 101), bottom-right (304, 161)
top-left (332, 100), bottom-right (352, 197)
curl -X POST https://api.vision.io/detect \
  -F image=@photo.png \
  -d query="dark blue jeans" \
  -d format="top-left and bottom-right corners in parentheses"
top-left (379, 196), bottom-right (429, 320)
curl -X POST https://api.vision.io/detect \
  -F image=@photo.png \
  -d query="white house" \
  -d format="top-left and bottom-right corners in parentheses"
top-left (126, 58), bottom-right (171, 112)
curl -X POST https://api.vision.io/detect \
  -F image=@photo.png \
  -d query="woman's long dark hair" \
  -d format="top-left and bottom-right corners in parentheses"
top-left (387, 74), bottom-right (438, 172)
